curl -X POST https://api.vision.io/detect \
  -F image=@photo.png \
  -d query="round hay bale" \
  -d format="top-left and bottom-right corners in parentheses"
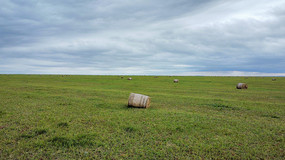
top-left (121, 77), bottom-right (124, 79)
top-left (236, 83), bottom-right (248, 89)
top-left (128, 93), bottom-right (150, 108)
top-left (173, 79), bottom-right (179, 83)
top-left (154, 76), bottom-right (158, 78)
top-left (128, 77), bottom-right (132, 80)
top-left (272, 78), bottom-right (276, 81)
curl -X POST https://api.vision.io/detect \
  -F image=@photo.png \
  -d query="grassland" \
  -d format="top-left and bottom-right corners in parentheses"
top-left (0, 75), bottom-right (284, 159)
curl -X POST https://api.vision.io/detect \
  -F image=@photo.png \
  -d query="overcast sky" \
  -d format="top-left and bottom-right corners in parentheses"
top-left (1, 0), bottom-right (285, 76)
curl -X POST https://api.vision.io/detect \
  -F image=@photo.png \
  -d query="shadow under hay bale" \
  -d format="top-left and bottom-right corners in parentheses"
top-left (173, 79), bottom-right (179, 83)
top-left (236, 83), bottom-right (248, 89)
top-left (128, 93), bottom-right (150, 108)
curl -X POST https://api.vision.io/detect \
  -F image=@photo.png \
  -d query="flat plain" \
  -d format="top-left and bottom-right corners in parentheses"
top-left (0, 75), bottom-right (284, 159)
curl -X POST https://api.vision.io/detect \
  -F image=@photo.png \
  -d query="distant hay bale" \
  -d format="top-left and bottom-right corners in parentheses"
top-left (154, 76), bottom-right (158, 78)
top-left (128, 77), bottom-right (132, 80)
top-left (128, 93), bottom-right (150, 108)
top-left (236, 83), bottom-right (248, 89)
top-left (121, 77), bottom-right (124, 79)
top-left (173, 79), bottom-right (179, 83)
top-left (272, 78), bottom-right (276, 81)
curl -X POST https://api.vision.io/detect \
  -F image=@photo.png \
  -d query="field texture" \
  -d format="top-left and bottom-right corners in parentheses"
top-left (0, 75), bottom-right (284, 159)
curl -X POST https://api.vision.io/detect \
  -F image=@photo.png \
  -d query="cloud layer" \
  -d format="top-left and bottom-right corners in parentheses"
top-left (1, 0), bottom-right (285, 75)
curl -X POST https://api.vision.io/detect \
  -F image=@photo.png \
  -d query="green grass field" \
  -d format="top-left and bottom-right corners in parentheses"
top-left (0, 75), bottom-right (284, 159)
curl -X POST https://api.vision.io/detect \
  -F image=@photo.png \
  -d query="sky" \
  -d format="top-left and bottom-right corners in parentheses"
top-left (1, 0), bottom-right (285, 76)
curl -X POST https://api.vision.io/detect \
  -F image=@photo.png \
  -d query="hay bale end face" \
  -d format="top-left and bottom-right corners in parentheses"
top-left (128, 93), bottom-right (150, 108)
top-left (236, 83), bottom-right (248, 89)
top-left (173, 79), bottom-right (179, 83)
top-left (128, 77), bottom-right (132, 80)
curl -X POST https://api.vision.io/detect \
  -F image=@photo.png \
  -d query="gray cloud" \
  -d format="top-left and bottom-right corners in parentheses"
top-left (0, 0), bottom-right (285, 75)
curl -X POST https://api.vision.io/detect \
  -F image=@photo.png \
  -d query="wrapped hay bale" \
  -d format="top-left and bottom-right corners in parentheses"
top-left (128, 77), bottom-right (132, 80)
top-left (128, 93), bottom-right (150, 108)
top-left (173, 79), bottom-right (179, 83)
top-left (236, 83), bottom-right (248, 89)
